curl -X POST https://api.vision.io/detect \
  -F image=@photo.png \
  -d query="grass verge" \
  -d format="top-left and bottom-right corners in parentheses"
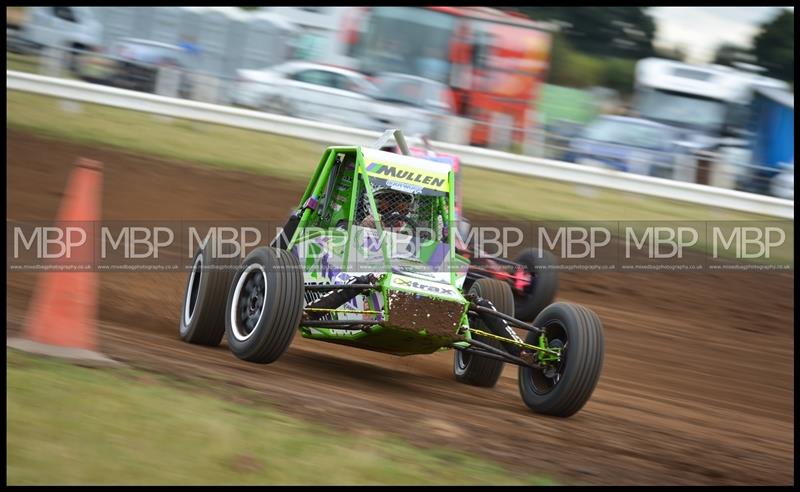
top-left (7, 349), bottom-right (556, 485)
top-left (7, 90), bottom-right (320, 182)
top-left (6, 52), bottom-right (41, 74)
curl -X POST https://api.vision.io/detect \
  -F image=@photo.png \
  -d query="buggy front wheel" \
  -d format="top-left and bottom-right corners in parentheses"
top-left (518, 302), bottom-right (604, 417)
top-left (225, 246), bottom-right (304, 364)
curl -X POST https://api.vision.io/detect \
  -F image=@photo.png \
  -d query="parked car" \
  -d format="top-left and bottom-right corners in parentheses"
top-left (564, 115), bottom-right (691, 178)
top-left (231, 61), bottom-right (378, 127)
top-left (76, 38), bottom-right (195, 98)
top-left (9, 7), bottom-right (103, 68)
top-left (543, 119), bottom-right (585, 160)
top-left (361, 73), bottom-right (457, 138)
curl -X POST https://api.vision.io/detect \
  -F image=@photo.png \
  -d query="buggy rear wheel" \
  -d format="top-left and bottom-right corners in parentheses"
top-left (179, 243), bottom-right (239, 346)
top-left (518, 302), bottom-right (604, 417)
top-left (513, 248), bottom-right (558, 322)
top-left (226, 246), bottom-right (304, 364)
top-left (454, 278), bottom-right (514, 388)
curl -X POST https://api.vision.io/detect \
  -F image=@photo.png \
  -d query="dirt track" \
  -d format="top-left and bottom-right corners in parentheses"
top-left (6, 130), bottom-right (794, 485)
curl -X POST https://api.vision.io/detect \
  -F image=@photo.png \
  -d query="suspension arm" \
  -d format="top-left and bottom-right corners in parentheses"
top-left (301, 319), bottom-right (377, 329)
top-left (468, 304), bottom-right (544, 334)
top-left (459, 337), bottom-right (538, 368)
top-left (453, 347), bottom-right (533, 367)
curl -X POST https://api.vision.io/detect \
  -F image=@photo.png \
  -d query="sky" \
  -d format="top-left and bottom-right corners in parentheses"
top-left (650, 6), bottom-right (794, 65)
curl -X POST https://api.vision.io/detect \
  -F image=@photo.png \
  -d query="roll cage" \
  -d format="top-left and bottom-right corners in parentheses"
top-left (274, 130), bottom-right (460, 283)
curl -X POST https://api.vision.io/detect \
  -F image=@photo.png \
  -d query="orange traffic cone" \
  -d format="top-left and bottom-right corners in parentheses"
top-left (8, 158), bottom-right (119, 367)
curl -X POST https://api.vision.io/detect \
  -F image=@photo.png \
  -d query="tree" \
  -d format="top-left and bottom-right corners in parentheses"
top-left (713, 43), bottom-right (755, 67)
top-left (498, 7), bottom-right (658, 95)
top-left (500, 7), bottom-right (656, 59)
top-left (546, 34), bottom-right (605, 88)
top-left (751, 9), bottom-right (794, 83)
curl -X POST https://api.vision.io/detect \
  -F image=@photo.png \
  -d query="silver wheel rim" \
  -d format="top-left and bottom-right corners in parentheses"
top-left (455, 350), bottom-right (469, 374)
top-left (230, 263), bottom-right (268, 342)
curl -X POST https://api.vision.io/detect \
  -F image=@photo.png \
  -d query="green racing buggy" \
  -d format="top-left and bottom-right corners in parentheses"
top-left (179, 130), bottom-right (604, 417)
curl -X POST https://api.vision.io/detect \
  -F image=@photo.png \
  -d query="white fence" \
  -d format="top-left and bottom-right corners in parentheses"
top-left (7, 70), bottom-right (794, 219)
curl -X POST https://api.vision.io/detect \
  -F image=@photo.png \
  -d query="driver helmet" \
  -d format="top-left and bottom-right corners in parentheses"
top-left (360, 185), bottom-right (415, 229)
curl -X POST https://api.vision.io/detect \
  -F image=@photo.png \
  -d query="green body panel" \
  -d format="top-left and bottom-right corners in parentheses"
top-left (298, 272), bottom-right (469, 355)
top-left (291, 144), bottom-right (476, 356)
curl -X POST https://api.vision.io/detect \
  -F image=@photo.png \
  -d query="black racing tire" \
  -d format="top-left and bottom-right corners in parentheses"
top-left (179, 243), bottom-right (240, 346)
top-left (513, 248), bottom-right (559, 322)
top-left (226, 246), bottom-right (304, 364)
top-left (518, 302), bottom-right (604, 417)
top-left (454, 278), bottom-right (515, 388)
